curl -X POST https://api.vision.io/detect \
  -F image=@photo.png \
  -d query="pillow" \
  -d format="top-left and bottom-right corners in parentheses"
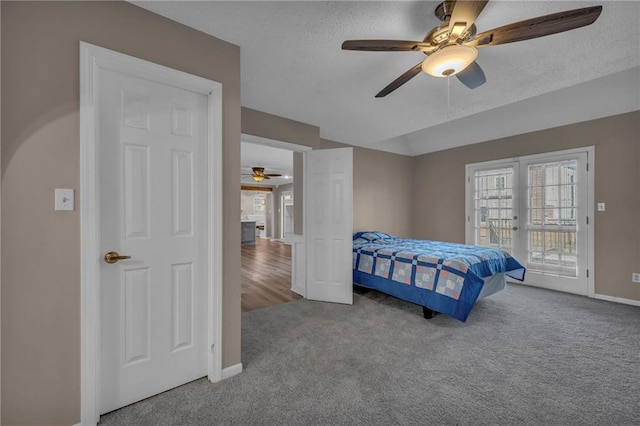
top-left (353, 231), bottom-right (393, 242)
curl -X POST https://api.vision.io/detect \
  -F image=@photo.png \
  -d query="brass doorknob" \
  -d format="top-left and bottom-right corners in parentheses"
top-left (104, 251), bottom-right (132, 264)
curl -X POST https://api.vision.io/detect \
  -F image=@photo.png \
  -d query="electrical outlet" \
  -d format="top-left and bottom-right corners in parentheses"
top-left (633, 273), bottom-right (640, 283)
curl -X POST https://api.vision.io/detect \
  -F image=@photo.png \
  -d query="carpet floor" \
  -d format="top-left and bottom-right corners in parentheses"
top-left (100, 284), bottom-right (640, 425)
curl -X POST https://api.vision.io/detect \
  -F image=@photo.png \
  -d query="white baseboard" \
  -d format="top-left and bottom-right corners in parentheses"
top-left (221, 363), bottom-right (243, 380)
top-left (76, 366), bottom-right (244, 425)
top-left (594, 293), bottom-right (640, 307)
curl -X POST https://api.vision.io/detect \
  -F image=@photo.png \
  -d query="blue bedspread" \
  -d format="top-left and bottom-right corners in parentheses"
top-left (353, 232), bottom-right (526, 322)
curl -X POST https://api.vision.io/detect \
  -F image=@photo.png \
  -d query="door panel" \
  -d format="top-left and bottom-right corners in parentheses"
top-left (519, 153), bottom-right (588, 294)
top-left (99, 69), bottom-right (208, 414)
top-left (305, 148), bottom-right (353, 304)
top-left (123, 267), bottom-right (151, 366)
top-left (469, 165), bottom-right (518, 254)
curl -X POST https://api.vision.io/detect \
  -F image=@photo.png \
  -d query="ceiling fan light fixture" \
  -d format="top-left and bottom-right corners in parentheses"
top-left (252, 175), bottom-right (264, 183)
top-left (421, 44), bottom-right (478, 77)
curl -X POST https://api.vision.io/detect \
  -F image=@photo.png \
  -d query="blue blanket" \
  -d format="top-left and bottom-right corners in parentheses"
top-left (353, 232), bottom-right (526, 321)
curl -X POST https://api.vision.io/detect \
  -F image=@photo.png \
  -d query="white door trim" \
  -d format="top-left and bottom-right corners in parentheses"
top-left (465, 146), bottom-right (595, 298)
top-left (290, 234), bottom-right (306, 296)
top-left (241, 133), bottom-right (312, 154)
top-left (79, 42), bottom-right (223, 425)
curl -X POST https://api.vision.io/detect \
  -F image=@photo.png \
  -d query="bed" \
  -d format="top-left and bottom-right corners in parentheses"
top-left (352, 232), bottom-right (526, 322)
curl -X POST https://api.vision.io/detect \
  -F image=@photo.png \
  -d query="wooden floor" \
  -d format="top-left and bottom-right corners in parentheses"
top-left (241, 237), bottom-right (302, 312)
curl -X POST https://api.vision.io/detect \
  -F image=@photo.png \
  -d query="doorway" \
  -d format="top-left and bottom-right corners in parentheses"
top-left (240, 135), bottom-right (307, 311)
top-left (466, 147), bottom-right (594, 296)
top-left (281, 191), bottom-right (294, 241)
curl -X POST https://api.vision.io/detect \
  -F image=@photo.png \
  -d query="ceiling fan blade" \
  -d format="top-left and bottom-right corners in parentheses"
top-left (375, 62), bottom-right (424, 98)
top-left (467, 5), bottom-right (602, 47)
top-left (342, 40), bottom-right (430, 52)
top-left (265, 174), bottom-right (282, 177)
top-left (448, 0), bottom-right (489, 42)
top-left (456, 61), bottom-right (486, 89)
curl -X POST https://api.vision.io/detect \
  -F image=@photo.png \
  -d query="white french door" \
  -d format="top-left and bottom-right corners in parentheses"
top-left (466, 148), bottom-right (592, 296)
top-left (467, 164), bottom-right (520, 255)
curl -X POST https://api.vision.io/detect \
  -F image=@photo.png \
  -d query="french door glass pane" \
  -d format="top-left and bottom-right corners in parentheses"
top-left (473, 168), bottom-right (514, 253)
top-left (526, 160), bottom-right (578, 277)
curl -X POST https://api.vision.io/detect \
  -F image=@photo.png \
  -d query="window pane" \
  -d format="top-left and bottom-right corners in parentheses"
top-left (526, 159), bottom-right (579, 277)
top-left (473, 167), bottom-right (514, 253)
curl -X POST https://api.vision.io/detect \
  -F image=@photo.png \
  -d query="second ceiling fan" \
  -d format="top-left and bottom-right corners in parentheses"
top-left (244, 167), bottom-right (282, 183)
top-left (342, 1), bottom-right (602, 97)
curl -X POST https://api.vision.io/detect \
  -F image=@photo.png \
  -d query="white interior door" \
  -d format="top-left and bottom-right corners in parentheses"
top-left (467, 149), bottom-right (591, 296)
top-left (99, 68), bottom-right (208, 413)
top-left (304, 148), bottom-right (353, 304)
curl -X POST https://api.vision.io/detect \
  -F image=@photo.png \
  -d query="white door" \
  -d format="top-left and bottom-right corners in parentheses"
top-left (467, 149), bottom-right (591, 296)
top-left (304, 148), bottom-right (353, 304)
top-left (99, 68), bottom-right (208, 413)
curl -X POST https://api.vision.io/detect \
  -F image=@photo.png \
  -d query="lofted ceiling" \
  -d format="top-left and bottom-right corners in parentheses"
top-left (135, 1), bottom-right (640, 157)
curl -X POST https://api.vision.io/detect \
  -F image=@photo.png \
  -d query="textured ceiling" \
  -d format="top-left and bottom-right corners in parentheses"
top-left (135, 1), bottom-right (640, 156)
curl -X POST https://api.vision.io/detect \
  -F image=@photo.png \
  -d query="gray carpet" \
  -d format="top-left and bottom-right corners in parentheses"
top-left (100, 284), bottom-right (640, 425)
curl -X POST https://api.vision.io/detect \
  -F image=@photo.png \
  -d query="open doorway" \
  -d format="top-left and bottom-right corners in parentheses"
top-left (240, 136), bottom-right (305, 311)
top-left (280, 191), bottom-right (294, 242)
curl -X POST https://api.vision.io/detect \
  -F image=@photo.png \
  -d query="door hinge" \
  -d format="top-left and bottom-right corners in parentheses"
top-left (586, 162), bottom-right (589, 172)
top-left (211, 344), bottom-right (215, 353)
top-left (586, 269), bottom-right (589, 278)
top-left (467, 215), bottom-right (470, 222)
top-left (586, 216), bottom-right (589, 225)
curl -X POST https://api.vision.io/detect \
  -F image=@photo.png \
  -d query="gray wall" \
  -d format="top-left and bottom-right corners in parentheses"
top-left (352, 147), bottom-right (414, 237)
top-left (412, 111), bottom-right (640, 301)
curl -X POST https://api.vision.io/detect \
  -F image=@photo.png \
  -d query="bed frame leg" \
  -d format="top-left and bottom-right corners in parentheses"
top-left (422, 307), bottom-right (439, 319)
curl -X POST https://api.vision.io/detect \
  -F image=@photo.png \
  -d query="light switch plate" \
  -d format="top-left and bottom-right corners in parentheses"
top-left (597, 202), bottom-right (605, 212)
top-left (55, 188), bottom-right (74, 211)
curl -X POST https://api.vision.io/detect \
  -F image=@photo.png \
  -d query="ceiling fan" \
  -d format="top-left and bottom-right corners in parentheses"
top-left (243, 167), bottom-right (282, 183)
top-left (342, 1), bottom-right (603, 97)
